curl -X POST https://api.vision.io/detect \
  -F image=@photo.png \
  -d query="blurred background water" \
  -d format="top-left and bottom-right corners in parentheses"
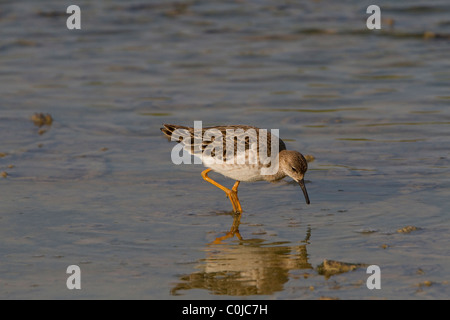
top-left (0, 0), bottom-right (449, 299)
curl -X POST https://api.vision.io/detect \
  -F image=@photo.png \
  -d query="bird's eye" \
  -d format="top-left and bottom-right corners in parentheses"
top-left (291, 167), bottom-right (297, 172)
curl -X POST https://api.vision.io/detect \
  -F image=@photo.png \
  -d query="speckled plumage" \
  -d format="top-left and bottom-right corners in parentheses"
top-left (161, 123), bottom-right (310, 211)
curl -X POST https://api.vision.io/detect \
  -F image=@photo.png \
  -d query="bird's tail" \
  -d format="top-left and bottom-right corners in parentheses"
top-left (160, 124), bottom-right (190, 142)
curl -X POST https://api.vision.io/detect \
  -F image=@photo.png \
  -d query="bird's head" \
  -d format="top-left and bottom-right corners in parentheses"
top-left (280, 150), bottom-right (310, 204)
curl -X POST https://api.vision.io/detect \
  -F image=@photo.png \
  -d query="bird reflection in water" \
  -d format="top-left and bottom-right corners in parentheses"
top-left (171, 215), bottom-right (312, 296)
top-left (211, 212), bottom-right (243, 244)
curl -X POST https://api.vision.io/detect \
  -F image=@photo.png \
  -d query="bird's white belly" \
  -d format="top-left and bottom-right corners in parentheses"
top-left (210, 164), bottom-right (264, 182)
top-left (204, 161), bottom-right (264, 182)
top-left (200, 147), bottom-right (263, 181)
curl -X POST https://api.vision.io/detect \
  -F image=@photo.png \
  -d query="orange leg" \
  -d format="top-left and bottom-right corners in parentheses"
top-left (230, 181), bottom-right (242, 213)
top-left (201, 169), bottom-right (242, 213)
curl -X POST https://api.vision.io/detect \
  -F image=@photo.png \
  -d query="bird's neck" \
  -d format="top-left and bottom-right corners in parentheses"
top-left (262, 166), bottom-right (287, 182)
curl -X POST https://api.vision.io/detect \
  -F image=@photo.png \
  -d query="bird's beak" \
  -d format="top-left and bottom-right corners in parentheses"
top-left (298, 179), bottom-right (310, 205)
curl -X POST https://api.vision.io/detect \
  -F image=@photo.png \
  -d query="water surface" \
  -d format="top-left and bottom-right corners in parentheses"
top-left (1, 0), bottom-right (449, 299)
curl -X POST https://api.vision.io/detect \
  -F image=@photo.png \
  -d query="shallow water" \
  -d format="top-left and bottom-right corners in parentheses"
top-left (1, 0), bottom-right (449, 299)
